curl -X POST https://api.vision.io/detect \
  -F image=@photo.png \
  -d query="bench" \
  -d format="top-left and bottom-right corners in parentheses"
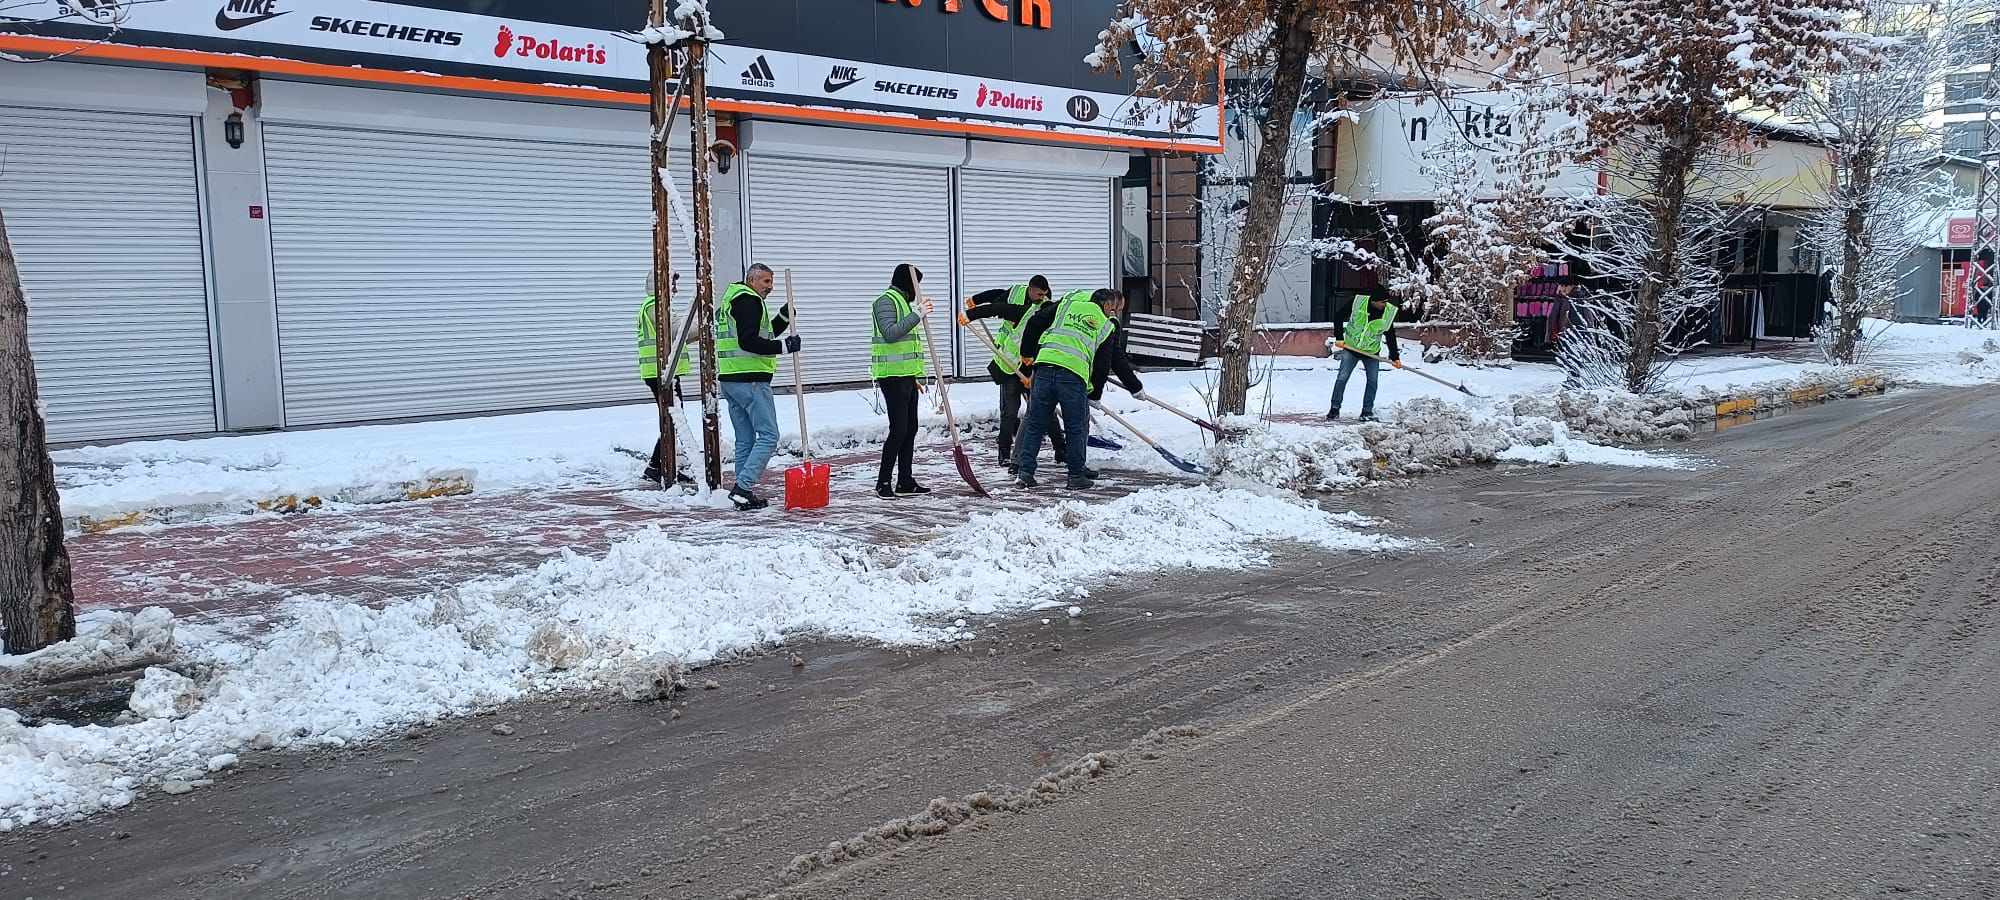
top-left (1123, 313), bottom-right (1206, 366)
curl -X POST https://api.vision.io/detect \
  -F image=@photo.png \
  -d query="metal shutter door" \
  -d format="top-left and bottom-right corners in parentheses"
top-left (747, 156), bottom-right (952, 385)
top-left (264, 124), bottom-right (692, 426)
top-left (958, 170), bottom-right (1111, 302)
top-left (0, 105), bottom-right (214, 442)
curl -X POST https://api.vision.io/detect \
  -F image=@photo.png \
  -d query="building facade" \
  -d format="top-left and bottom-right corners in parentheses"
top-left (0, 0), bottom-right (1220, 443)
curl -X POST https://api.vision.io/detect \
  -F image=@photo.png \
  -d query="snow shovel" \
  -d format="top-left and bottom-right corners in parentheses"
top-left (963, 316), bottom-right (1104, 455)
top-left (1086, 417), bottom-right (1123, 452)
top-left (780, 270), bottom-right (829, 510)
top-left (919, 282), bottom-right (988, 497)
top-left (1090, 401), bottom-right (1208, 476)
top-left (1338, 342), bottom-right (1484, 398)
top-left (1113, 383), bottom-right (1231, 438)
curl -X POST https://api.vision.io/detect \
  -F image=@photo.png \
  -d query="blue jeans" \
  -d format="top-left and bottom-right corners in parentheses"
top-left (720, 380), bottom-right (779, 491)
top-left (1331, 349), bottom-right (1381, 415)
top-left (1014, 365), bottom-right (1091, 479)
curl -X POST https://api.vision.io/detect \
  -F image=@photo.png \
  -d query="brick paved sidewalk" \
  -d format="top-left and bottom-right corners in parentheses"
top-left (71, 436), bottom-right (1192, 620)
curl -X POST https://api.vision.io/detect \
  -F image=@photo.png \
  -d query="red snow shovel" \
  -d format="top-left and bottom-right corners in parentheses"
top-left (780, 270), bottom-right (830, 510)
top-left (918, 278), bottom-right (987, 497)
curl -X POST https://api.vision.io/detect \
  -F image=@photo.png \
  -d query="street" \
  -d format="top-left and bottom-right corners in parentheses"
top-left (6, 385), bottom-right (1999, 899)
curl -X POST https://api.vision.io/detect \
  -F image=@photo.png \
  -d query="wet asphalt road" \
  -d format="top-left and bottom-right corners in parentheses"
top-left (5, 386), bottom-right (1998, 900)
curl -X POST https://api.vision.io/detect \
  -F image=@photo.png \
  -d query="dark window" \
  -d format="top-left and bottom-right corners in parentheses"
top-left (1947, 121), bottom-right (1986, 154)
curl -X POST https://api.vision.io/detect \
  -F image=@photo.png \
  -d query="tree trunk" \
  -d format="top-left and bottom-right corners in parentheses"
top-left (1215, 1), bottom-right (1314, 415)
top-left (1832, 144), bottom-right (1874, 366)
top-left (0, 209), bottom-right (77, 654)
top-left (1629, 112), bottom-right (1697, 394)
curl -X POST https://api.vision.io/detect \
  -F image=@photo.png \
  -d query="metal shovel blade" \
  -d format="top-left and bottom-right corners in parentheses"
top-left (951, 443), bottom-right (988, 497)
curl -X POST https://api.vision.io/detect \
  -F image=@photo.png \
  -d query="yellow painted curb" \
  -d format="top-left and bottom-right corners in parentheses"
top-left (255, 494), bottom-right (323, 514)
top-left (1787, 386), bottom-right (1827, 405)
top-left (404, 474), bottom-right (473, 500)
top-left (1714, 396), bottom-right (1757, 418)
top-left (80, 511), bottom-right (151, 534)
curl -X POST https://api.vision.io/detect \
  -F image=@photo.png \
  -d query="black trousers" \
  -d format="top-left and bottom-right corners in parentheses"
top-left (642, 376), bottom-right (684, 476)
top-left (996, 375), bottom-right (1066, 462)
top-left (877, 376), bottom-right (919, 486)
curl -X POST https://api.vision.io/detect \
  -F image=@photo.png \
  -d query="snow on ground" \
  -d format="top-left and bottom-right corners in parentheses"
top-left (1854, 319), bottom-right (2000, 386)
top-left (0, 486), bottom-right (1397, 830)
top-left (52, 319), bottom-right (1998, 519)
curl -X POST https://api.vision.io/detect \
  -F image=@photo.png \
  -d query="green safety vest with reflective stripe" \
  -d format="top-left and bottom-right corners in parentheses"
top-left (1034, 290), bottom-right (1114, 387)
top-left (637, 294), bottom-right (692, 379)
top-left (990, 284), bottom-right (1035, 370)
top-left (1343, 296), bottom-right (1399, 358)
top-left (715, 282), bottom-right (777, 377)
top-left (871, 288), bottom-right (927, 379)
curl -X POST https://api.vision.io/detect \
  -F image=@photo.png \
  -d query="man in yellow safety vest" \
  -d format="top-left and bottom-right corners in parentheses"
top-left (962, 274), bottom-right (1067, 473)
top-left (637, 269), bottom-right (693, 486)
top-left (1011, 288), bottom-right (1144, 489)
top-left (1328, 293), bottom-right (1402, 422)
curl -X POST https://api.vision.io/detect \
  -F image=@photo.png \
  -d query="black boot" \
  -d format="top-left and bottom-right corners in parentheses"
top-left (875, 481), bottom-right (897, 500)
top-left (895, 481), bottom-right (932, 496)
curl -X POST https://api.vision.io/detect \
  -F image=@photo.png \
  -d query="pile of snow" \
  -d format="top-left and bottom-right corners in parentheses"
top-left (1507, 390), bottom-right (1710, 444)
top-left (0, 487), bottom-right (1396, 829)
top-left (1213, 390), bottom-right (1709, 492)
top-left (0, 608), bottom-right (175, 681)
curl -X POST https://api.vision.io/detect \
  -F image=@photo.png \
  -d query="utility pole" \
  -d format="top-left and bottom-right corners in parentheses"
top-left (688, 28), bottom-right (724, 488)
top-left (645, 0), bottom-right (679, 487)
top-left (1972, 4), bottom-right (2000, 328)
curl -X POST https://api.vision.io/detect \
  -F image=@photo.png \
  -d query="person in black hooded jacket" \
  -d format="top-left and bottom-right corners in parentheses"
top-left (870, 263), bottom-right (934, 498)
top-left (962, 274), bottom-right (1066, 472)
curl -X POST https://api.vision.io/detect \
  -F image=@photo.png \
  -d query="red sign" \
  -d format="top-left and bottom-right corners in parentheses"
top-left (1948, 217), bottom-right (1976, 246)
top-left (249, 205), bottom-right (265, 219)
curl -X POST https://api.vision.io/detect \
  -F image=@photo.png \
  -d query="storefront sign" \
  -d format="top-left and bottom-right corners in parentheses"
top-left (1336, 93), bottom-right (1597, 201)
top-left (1948, 217), bottom-right (1977, 246)
top-left (1, 0), bottom-right (1220, 149)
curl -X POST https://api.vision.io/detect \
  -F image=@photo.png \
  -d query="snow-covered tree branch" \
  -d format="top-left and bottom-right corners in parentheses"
top-left (1793, 0), bottom-right (1960, 363)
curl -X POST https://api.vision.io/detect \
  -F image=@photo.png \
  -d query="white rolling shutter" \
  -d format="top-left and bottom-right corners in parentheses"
top-left (958, 171), bottom-right (1112, 300)
top-left (747, 156), bottom-right (952, 385)
top-left (0, 105), bottom-right (215, 442)
top-left (263, 124), bottom-right (691, 426)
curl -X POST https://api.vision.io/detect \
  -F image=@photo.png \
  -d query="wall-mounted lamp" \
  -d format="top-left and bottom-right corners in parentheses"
top-left (710, 139), bottom-right (737, 175)
top-left (224, 112), bottom-right (245, 149)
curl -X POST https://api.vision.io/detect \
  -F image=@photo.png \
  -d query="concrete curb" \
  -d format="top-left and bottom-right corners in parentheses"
top-left (1708, 373), bottom-right (1892, 424)
top-left (68, 471), bottom-right (475, 537)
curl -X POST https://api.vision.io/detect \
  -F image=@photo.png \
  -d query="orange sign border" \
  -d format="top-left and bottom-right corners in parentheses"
top-left (0, 34), bottom-right (1225, 154)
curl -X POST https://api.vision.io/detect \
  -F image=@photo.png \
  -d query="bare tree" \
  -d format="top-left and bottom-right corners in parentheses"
top-left (0, 209), bottom-right (76, 654)
top-left (1420, 92), bottom-right (1575, 361)
top-left (1560, 145), bottom-right (1757, 392)
top-left (1795, 0), bottom-right (1959, 363)
top-left (1550, 0), bottom-right (1867, 392)
top-left (1093, 1), bottom-right (1495, 414)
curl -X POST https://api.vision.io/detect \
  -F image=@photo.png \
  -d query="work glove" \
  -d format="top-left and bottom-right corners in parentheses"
top-left (1019, 357), bottom-right (1035, 373)
top-left (783, 335), bottom-right (802, 354)
top-left (1132, 389), bottom-right (1149, 401)
top-left (1335, 340), bottom-right (1348, 351)
top-left (964, 296), bottom-right (977, 309)
top-left (920, 298), bottom-right (935, 319)
top-left (957, 313), bottom-right (971, 327)
top-left (1391, 358), bottom-right (1403, 369)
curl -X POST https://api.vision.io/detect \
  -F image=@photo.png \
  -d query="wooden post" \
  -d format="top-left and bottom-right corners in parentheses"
top-left (645, 0), bottom-right (678, 489)
top-left (688, 37), bottom-right (724, 490)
